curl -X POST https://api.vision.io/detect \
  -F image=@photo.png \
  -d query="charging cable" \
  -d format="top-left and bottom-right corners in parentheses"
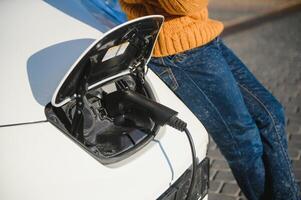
top-left (104, 89), bottom-right (197, 200)
top-left (167, 116), bottom-right (197, 200)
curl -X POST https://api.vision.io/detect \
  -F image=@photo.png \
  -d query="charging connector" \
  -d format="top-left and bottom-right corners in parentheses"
top-left (103, 89), bottom-right (197, 200)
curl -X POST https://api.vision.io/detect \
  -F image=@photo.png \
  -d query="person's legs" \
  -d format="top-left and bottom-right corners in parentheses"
top-left (219, 39), bottom-right (301, 200)
top-left (148, 39), bottom-right (265, 200)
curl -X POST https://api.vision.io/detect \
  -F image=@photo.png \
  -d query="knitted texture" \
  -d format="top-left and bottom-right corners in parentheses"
top-left (119, 0), bottom-right (224, 57)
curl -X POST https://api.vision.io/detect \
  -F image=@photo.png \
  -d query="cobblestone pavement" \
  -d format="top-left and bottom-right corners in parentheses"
top-left (207, 9), bottom-right (301, 200)
top-left (209, 0), bottom-right (300, 23)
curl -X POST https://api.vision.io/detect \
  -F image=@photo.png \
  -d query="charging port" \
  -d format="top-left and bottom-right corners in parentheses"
top-left (45, 74), bottom-right (159, 164)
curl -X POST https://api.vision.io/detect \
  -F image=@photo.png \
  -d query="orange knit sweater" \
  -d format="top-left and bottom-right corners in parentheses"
top-left (119, 0), bottom-right (224, 57)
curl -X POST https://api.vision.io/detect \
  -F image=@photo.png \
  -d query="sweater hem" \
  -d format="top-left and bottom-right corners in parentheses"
top-left (152, 20), bottom-right (224, 57)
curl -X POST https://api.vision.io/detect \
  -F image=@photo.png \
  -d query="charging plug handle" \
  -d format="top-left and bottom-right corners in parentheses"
top-left (122, 90), bottom-right (180, 126)
top-left (121, 90), bottom-right (195, 200)
top-left (103, 89), bottom-right (195, 200)
top-left (104, 90), bottom-right (187, 131)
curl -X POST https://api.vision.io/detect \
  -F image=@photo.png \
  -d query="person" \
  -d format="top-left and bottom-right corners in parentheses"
top-left (119, 0), bottom-right (301, 199)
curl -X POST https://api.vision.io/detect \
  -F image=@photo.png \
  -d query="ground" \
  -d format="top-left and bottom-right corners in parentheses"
top-left (207, 3), bottom-right (301, 200)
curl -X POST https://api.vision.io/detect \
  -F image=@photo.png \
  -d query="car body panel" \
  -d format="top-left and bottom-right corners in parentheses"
top-left (0, 1), bottom-right (209, 199)
top-left (0, 1), bottom-right (103, 125)
top-left (0, 70), bottom-right (208, 200)
top-left (0, 122), bottom-right (171, 200)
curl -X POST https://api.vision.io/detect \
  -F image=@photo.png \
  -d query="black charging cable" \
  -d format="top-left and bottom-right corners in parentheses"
top-left (167, 116), bottom-right (197, 200)
top-left (103, 90), bottom-right (197, 200)
top-left (184, 128), bottom-right (197, 200)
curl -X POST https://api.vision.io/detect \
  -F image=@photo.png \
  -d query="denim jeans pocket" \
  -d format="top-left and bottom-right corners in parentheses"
top-left (158, 67), bottom-right (179, 91)
top-left (149, 57), bottom-right (179, 91)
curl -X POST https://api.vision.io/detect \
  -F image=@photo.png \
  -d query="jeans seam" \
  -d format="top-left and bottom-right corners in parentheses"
top-left (182, 71), bottom-right (262, 199)
top-left (165, 57), bottom-right (187, 71)
top-left (181, 70), bottom-right (243, 158)
top-left (160, 57), bottom-right (167, 66)
top-left (157, 58), bottom-right (179, 91)
top-left (167, 68), bottom-right (179, 90)
top-left (158, 69), bottom-right (169, 76)
top-left (238, 83), bottom-right (298, 197)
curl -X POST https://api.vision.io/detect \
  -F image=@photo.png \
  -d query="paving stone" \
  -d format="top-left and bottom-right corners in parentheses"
top-left (289, 120), bottom-right (301, 129)
top-left (294, 170), bottom-right (301, 180)
top-left (214, 171), bottom-right (236, 182)
top-left (287, 113), bottom-right (301, 123)
top-left (287, 123), bottom-right (301, 136)
top-left (238, 191), bottom-right (247, 199)
top-left (278, 95), bottom-right (290, 105)
top-left (290, 97), bottom-right (301, 108)
top-left (211, 160), bottom-right (230, 170)
top-left (208, 193), bottom-right (237, 200)
top-left (210, 170), bottom-right (218, 181)
top-left (289, 144), bottom-right (301, 151)
top-left (208, 140), bottom-right (218, 151)
top-left (287, 114), bottom-right (301, 123)
top-left (293, 160), bottom-right (301, 170)
top-left (288, 149), bottom-right (301, 160)
top-left (289, 142), bottom-right (301, 152)
top-left (284, 104), bottom-right (299, 115)
top-left (291, 135), bottom-right (301, 141)
top-left (208, 149), bottom-right (224, 160)
top-left (297, 180), bottom-right (301, 188)
top-left (209, 181), bottom-right (223, 193)
top-left (221, 183), bottom-right (240, 196)
top-left (210, 159), bottom-right (214, 167)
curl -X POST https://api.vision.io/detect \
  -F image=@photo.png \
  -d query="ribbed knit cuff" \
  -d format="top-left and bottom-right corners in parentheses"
top-left (152, 20), bottom-right (224, 57)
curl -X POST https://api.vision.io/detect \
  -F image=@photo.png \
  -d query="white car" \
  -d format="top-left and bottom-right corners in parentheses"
top-left (0, 1), bottom-right (209, 200)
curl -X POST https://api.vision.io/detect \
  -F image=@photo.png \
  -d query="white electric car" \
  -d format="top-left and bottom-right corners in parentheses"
top-left (0, 1), bottom-right (209, 200)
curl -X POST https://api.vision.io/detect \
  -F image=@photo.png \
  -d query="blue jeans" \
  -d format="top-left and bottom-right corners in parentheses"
top-left (148, 37), bottom-right (300, 200)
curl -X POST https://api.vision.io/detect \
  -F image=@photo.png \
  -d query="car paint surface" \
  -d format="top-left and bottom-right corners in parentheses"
top-left (0, 1), bottom-right (209, 199)
top-left (0, 71), bottom-right (209, 200)
top-left (0, 1), bottom-right (103, 125)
